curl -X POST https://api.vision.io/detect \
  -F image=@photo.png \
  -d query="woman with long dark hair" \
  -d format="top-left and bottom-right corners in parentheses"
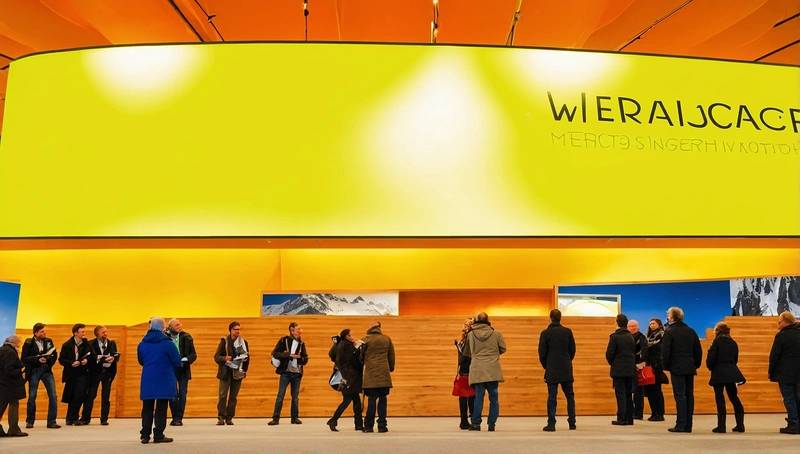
top-left (644, 318), bottom-right (666, 421)
top-left (707, 322), bottom-right (746, 433)
top-left (454, 319), bottom-right (475, 430)
top-left (327, 329), bottom-right (364, 432)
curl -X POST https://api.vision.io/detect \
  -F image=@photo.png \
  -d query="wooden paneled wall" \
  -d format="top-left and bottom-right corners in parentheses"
top-left (15, 316), bottom-right (785, 419)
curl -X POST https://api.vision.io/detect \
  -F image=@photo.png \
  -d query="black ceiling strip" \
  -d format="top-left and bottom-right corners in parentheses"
top-left (192, 0), bottom-right (224, 41)
top-left (0, 52), bottom-right (15, 61)
top-left (619, 0), bottom-right (695, 51)
top-left (754, 39), bottom-right (800, 62)
top-left (166, 0), bottom-right (205, 42)
top-left (774, 12), bottom-right (800, 28)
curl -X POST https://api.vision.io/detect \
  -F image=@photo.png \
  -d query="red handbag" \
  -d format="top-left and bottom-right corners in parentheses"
top-left (452, 374), bottom-right (475, 397)
top-left (637, 366), bottom-right (656, 386)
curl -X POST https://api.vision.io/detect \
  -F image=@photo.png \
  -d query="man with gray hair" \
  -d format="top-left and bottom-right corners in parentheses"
top-left (627, 319), bottom-right (648, 420)
top-left (0, 335), bottom-right (28, 437)
top-left (662, 306), bottom-right (702, 433)
top-left (138, 317), bottom-right (181, 443)
top-left (166, 319), bottom-right (197, 426)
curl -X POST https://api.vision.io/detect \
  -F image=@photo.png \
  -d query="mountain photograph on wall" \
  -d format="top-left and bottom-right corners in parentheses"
top-left (262, 292), bottom-right (399, 316)
top-left (730, 276), bottom-right (800, 316)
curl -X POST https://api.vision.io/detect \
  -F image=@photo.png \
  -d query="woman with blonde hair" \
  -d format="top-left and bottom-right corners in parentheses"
top-left (453, 318), bottom-right (475, 430)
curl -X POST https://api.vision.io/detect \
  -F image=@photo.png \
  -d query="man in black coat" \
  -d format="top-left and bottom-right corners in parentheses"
top-left (768, 311), bottom-right (800, 434)
top-left (82, 325), bottom-right (120, 425)
top-left (0, 335), bottom-right (28, 437)
top-left (167, 319), bottom-right (197, 426)
top-left (214, 321), bottom-right (250, 426)
top-left (21, 322), bottom-right (60, 429)
top-left (606, 313), bottom-right (636, 425)
top-left (628, 320), bottom-right (648, 420)
top-left (268, 322), bottom-right (309, 426)
top-left (539, 309), bottom-right (576, 432)
top-left (58, 323), bottom-right (93, 425)
top-left (662, 306), bottom-right (702, 433)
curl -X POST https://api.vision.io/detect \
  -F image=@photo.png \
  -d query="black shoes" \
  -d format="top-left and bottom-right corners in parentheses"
top-left (647, 415), bottom-right (665, 421)
top-left (47, 423), bottom-right (61, 429)
top-left (542, 425), bottom-right (555, 432)
top-left (732, 425), bottom-right (745, 433)
top-left (459, 422), bottom-right (470, 430)
top-left (267, 419), bottom-right (279, 426)
top-left (712, 426), bottom-right (726, 433)
top-left (25, 423), bottom-right (34, 429)
top-left (141, 438), bottom-right (149, 444)
top-left (291, 419), bottom-right (302, 425)
top-left (488, 425), bottom-right (495, 432)
top-left (378, 427), bottom-right (389, 433)
top-left (668, 427), bottom-right (691, 433)
top-left (569, 423), bottom-right (577, 430)
top-left (74, 421), bottom-right (87, 426)
top-left (153, 437), bottom-right (173, 443)
top-left (216, 418), bottom-right (225, 426)
top-left (225, 419), bottom-right (234, 426)
top-left (611, 420), bottom-right (632, 426)
top-left (100, 421), bottom-right (109, 426)
top-left (779, 425), bottom-right (800, 434)
top-left (327, 420), bottom-right (338, 432)
top-left (362, 427), bottom-right (374, 433)
top-left (468, 424), bottom-right (480, 431)
top-left (170, 420), bottom-right (182, 426)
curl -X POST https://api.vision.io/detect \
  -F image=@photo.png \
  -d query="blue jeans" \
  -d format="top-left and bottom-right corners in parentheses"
top-left (779, 382), bottom-right (800, 426)
top-left (471, 381), bottom-right (499, 427)
top-left (27, 369), bottom-right (58, 425)
top-left (547, 382), bottom-right (575, 425)
top-left (272, 372), bottom-right (302, 420)
top-left (671, 374), bottom-right (695, 430)
top-left (168, 376), bottom-right (189, 422)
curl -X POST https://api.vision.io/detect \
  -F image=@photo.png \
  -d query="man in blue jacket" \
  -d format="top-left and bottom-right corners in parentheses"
top-left (137, 317), bottom-right (181, 444)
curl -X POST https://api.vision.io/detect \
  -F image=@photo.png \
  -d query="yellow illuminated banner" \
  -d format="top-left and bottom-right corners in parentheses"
top-left (0, 43), bottom-right (798, 237)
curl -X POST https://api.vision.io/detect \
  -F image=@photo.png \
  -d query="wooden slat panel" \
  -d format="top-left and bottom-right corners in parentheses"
top-left (16, 315), bottom-right (786, 418)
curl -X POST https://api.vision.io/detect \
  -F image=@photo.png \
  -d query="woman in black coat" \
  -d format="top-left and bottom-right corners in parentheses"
top-left (0, 336), bottom-right (28, 437)
top-left (706, 322), bottom-right (746, 433)
top-left (327, 329), bottom-right (364, 431)
top-left (455, 319), bottom-right (475, 430)
top-left (644, 318), bottom-right (667, 421)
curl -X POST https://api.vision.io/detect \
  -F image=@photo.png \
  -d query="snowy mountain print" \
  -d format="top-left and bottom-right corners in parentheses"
top-left (262, 292), bottom-right (399, 316)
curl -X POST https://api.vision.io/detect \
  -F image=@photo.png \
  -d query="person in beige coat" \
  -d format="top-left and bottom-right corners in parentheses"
top-left (463, 312), bottom-right (506, 431)
top-left (361, 321), bottom-right (395, 433)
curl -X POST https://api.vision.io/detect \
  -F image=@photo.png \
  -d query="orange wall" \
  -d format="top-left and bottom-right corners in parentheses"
top-left (400, 289), bottom-right (552, 316)
top-left (2, 246), bottom-right (799, 327)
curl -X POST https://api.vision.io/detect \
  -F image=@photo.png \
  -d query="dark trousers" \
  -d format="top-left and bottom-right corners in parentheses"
top-left (713, 383), bottom-right (744, 429)
top-left (0, 399), bottom-right (22, 434)
top-left (364, 388), bottom-right (389, 430)
top-left (671, 374), bottom-right (695, 430)
top-left (612, 377), bottom-right (634, 423)
top-left (546, 382), bottom-right (576, 425)
top-left (140, 399), bottom-right (168, 440)
top-left (65, 375), bottom-right (89, 424)
top-left (329, 392), bottom-right (363, 429)
top-left (272, 372), bottom-right (302, 420)
top-left (459, 396), bottom-right (475, 425)
top-left (27, 369), bottom-right (58, 425)
top-left (82, 373), bottom-right (114, 422)
top-left (632, 380), bottom-right (644, 419)
top-left (472, 381), bottom-right (500, 427)
top-left (217, 378), bottom-right (242, 420)
top-left (644, 383), bottom-right (665, 417)
top-left (169, 376), bottom-right (190, 422)
top-left (778, 382), bottom-right (800, 426)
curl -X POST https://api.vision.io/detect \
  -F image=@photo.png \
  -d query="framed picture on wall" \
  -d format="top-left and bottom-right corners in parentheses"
top-left (262, 292), bottom-right (399, 316)
top-left (557, 293), bottom-right (621, 317)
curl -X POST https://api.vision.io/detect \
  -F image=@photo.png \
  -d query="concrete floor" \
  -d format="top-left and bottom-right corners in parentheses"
top-left (1, 415), bottom-right (798, 453)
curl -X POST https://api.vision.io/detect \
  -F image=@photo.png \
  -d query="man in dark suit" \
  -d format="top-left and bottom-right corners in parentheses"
top-left (58, 323), bottom-right (93, 426)
top-left (606, 313), bottom-right (636, 426)
top-left (539, 309), bottom-right (576, 432)
top-left (768, 311), bottom-right (800, 434)
top-left (167, 318), bottom-right (197, 426)
top-left (21, 323), bottom-right (60, 429)
top-left (0, 335), bottom-right (28, 437)
top-left (82, 325), bottom-right (120, 425)
top-left (662, 306), bottom-right (702, 433)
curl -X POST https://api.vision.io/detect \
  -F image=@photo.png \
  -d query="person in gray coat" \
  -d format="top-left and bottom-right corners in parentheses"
top-left (463, 312), bottom-right (506, 432)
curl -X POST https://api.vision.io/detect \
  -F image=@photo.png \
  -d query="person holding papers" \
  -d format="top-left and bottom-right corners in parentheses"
top-left (268, 322), bottom-right (308, 426)
top-left (167, 318), bottom-right (197, 426)
top-left (83, 325), bottom-right (120, 425)
top-left (58, 323), bottom-right (93, 426)
top-left (214, 321), bottom-right (250, 426)
top-left (21, 323), bottom-right (60, 429)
